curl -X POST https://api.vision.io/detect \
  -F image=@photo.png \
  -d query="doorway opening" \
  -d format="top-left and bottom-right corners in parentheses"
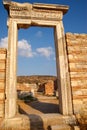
top-left (17, 26), bottom-right (59, 114)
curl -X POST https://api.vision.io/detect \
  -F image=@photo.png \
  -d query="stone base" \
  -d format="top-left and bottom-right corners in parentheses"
top-left (49, 124), bottom-right (71, 130)
top-left (0, 114), bottom-right (77, 130)
top-left (0, 114), bottom-right (30, 130)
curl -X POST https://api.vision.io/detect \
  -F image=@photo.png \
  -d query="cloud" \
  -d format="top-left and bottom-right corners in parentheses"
top-left (18, 39), bottom-right (36, 57)
top-left (35, 31), bottom-right (43, 38)
top-left (0, 37), bottom-right (54, 59)
top-left (0, 37), bottom-right (8, 48)
top-left (0, 37), bottom-right (35, 58)
top-left (36, 47), bottom-right (54, 58)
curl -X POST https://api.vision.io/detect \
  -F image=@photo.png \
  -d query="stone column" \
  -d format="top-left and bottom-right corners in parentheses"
top-left (5, 19), bottom-right (18, 118)
top-left (54, 21), bottom-right (73, 115)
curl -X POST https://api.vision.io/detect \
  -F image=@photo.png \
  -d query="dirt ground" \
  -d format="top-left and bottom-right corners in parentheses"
top-left (18, 93), bottom-right (59, 115)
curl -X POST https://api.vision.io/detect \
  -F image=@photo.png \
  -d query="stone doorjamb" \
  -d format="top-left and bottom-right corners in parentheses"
top-left (3, 1), bottom-right (73, 118)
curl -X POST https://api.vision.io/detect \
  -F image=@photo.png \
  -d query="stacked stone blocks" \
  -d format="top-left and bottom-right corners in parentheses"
top-left (0, 49), bottom-right (6, 117)
top-left (66, 33), bottom-right (87, 113)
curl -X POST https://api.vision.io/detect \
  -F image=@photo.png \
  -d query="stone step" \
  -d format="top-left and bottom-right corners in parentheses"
top-left (37, 95), bottom-right (57, 100)
top-left (28, 114), bottom-right (76, 130)
top-left (50, 124), bottom-right (71, 130)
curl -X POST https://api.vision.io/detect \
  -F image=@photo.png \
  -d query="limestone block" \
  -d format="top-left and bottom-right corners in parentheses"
top-left (17, 83), bottom-right (31, 91)
top-left (73, 104), bottom-right (83, 114)
top-left (0, 49), bottom-right (7, 54)
top-left (0, 103), bottom-right (4, 117)
top-left (73, 95), bottom-right (87, 100)
top-left (73, 90), bottom-right (82, 96)
top-left (0, 54), bottom-right (6, 60)
top-left (0, 93), bottom-right (5, 100)
top-left (66, 33), bottom-right (87, 40)
top-left (69, 63), bottom-right (87, 69)
top-left (0, 110), bottom-right (4, 117)
top-left (71, 80), bottom-right (87, 87)
top-left (68, 54), bottom-right (87, 61)
top-left (50, 124), bottom-right (71, 130)
top-left (0, 104), bottom-right (4, 111)
top-left (75, 34), bottom-right (87, 39)
top-left (83, 99), bottom-right (87, 109)
top-left (0, 82), bottom-right (5, 89)
top-left (0, 62), bottom-right (6, 69)
top-left (0, 115), bottom-right (30, 130)
top-left (45, 80), bottom-right (54, 96)
top-left (74, 126), bottom-right (80, 130)
top-left (70, 72), bottom-right (87, 78)
top-left (73, 100), bottom-right (83, 105)
top-left (68, 49), bottom-right (87, 56)
top-left (66, 33), bottom-right (76, 39)
top-left (0, 72), bottom-right (6, 79)
top-left (72, 86), bottom-right (81, 91)
top-left (82, 89), bottom-right (87, 95)
top-left (83, 99), bottom-right (87, 105)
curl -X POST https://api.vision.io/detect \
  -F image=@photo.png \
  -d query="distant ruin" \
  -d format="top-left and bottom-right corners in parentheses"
top-left (0, 1), bottom-right (87, 130)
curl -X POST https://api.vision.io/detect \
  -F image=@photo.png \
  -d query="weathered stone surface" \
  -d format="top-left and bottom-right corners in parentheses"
top-left (0, 54), bottom-right (6, 60)
top-left (0, 115), bottom-right (30, 130)
top-left (3, 1), bottom-right (69, 21)
top-left (0, 49), bottom-right (6, 118)
top-left (66, 33), bottom-right (87, 114)
top-left (0, 62), bottom-right (6, 69)
top-left (3, 0), bottom-right (72, 118)
top-left (0, 93), bottom-right (5, 100)
top-left (50, 124), bottom-right (71, 130)
top-left (0, 103), bottom-right (4, 117)
top-left (17, 83), bottom-right (31, 91)
top-left (73, 126), bottom-right (80, 130)
top-left (45, 80), bottom-right (54, 96)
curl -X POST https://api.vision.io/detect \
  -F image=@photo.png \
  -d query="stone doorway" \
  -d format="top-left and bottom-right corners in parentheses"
top-left (3, 1), bottom-right (73, 118)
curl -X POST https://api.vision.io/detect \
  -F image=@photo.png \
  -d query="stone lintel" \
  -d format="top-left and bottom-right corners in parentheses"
top-left (33, 3), bottom-right (69, 14)
top-left (3, 1), bottom-right (69, 21)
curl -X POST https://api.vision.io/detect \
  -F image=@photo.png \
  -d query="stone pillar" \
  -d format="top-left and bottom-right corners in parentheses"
top-left (5, 19), bottom-right (18, 118)
top-left (54, 21), bottom-right (73, 115)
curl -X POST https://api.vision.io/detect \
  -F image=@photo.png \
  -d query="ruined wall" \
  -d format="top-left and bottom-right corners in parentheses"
top-left (0, 33), bottom-right (87, 117)
top-left (66, 33), bottom-right (87, 114)
top-left (0, 49), bottom-right (6, 117)
top-left (45, 80), bottom-right (54, 96)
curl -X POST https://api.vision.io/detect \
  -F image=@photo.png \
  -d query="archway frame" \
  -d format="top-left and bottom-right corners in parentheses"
top-left (3, 1), bottom-right (73, 118)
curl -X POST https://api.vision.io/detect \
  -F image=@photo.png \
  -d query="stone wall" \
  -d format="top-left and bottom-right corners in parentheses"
top-left (66, 33), bottom-right (87, 114)
top-left (0, 49), bottom-right (7, 117)
top-left (0, 33), bottom-right (87, 117)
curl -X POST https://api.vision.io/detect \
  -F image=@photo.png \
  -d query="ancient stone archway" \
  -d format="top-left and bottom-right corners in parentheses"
top-left (3, 1), bottom-right (73, 118)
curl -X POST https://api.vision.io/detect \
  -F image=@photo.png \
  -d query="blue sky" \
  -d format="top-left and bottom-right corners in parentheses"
top-left (0, 0), bottom-right (87, 76)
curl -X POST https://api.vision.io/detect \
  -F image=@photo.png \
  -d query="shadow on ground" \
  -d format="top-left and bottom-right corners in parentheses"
top-left (26, 101), bottom-right (59, 113)
top-left (19, 108), bottom-right (48, 130)
top-left (19, 100), bottom-right (59, 130)
top-left (29, 114), bottom-right (45, 130)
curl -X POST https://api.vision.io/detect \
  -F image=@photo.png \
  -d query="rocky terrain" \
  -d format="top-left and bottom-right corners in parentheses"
top-left (17, 75), bottom-right (57, 84)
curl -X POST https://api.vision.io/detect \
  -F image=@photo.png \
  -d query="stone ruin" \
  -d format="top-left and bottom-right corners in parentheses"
top-left (0, 0), bottom-right (87, 130)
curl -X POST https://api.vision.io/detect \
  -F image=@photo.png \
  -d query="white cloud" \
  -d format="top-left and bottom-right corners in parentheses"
top-left (18, 39), bottom-right (36, 57)
top-left (0, 37), bottom-right (8, 48)
top-left (35, 31), bottom-right (43, 38)
top-left (36, 47), bottom-right (54, 58)
top-left (0, 37), bottom-right (35, 58)
top-left (0, 37), bottom-right (54, 59)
